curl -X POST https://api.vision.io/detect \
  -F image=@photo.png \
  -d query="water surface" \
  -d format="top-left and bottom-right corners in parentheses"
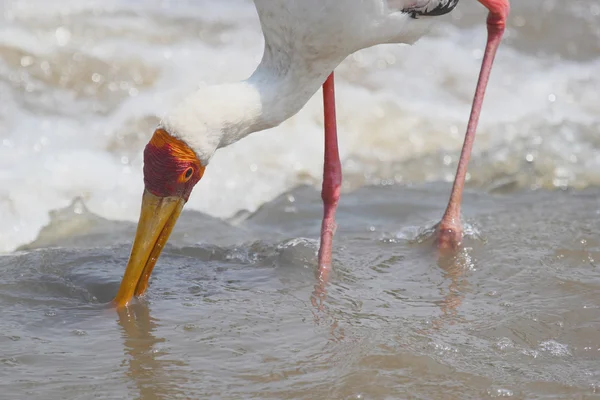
top-left (3, 185), bottom-right (600, 399)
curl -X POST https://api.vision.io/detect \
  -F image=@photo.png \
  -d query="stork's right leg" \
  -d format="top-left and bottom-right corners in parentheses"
top-left (435, 9), bottom-right (508, 251)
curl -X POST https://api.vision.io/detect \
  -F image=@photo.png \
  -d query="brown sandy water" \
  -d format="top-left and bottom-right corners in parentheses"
top-left (2, 184), bottom-right (600, 399)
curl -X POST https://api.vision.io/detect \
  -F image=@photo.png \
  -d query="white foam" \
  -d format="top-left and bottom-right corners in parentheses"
top-left (0, 0), bottom-right (599, 252)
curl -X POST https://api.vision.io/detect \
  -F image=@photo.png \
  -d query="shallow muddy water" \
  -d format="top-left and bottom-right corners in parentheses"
top-left (3, 184), bottom-right (600, 399)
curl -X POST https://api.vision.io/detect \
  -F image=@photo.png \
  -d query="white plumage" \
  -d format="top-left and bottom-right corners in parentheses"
top-left (113, 0), bottom-right (508, 307)
top-left (160, 0), bottom-right (442, 165)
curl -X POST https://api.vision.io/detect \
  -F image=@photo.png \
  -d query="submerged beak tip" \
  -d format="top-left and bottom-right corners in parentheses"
top-left (112, 191), bottom-right (185, 308)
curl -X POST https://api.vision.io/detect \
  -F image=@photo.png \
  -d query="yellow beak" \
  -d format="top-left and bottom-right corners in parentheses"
top-left (112, 190), bottom-right (185, 308)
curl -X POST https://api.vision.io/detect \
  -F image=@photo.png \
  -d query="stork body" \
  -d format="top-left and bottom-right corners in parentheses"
top-left (161, 0), bottom-right (447, 164)
top-left (113, 0), bottom-right (509, 307)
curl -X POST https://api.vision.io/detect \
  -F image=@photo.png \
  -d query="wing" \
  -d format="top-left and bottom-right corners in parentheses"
top-left (251, 0), bottom-right (440, 60)
top-left (393, 0), bottom-right (460, 18)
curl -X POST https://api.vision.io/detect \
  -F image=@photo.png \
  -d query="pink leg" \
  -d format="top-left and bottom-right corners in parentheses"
top-left (437, 3), bottom-right (509, 250)
top-left (317, 72), bottom-right (341, 283)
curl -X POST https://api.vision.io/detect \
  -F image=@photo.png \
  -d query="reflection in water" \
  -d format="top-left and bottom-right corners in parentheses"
top-left (117, 303), bottom-right (189, 399)
top-left (311, 279), bottom-right (327, 312)
top-left (311, 279), bottom-right (346, 342)
top-left (413, 226), bottom-right (475, 328)
top-left (309, 239), bottom-right (474, 337)
top-left (433, 248), bottom-right (473, 328)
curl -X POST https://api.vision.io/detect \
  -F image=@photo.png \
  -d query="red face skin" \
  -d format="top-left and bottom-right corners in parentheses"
top-left (112, 128), bottom-right (206, 308)
top-left (143, 129), bottom-right (205, 201)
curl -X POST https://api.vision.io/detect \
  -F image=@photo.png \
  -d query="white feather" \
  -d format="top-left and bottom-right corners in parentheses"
top-left (160, 0), bottom-right (438, 165)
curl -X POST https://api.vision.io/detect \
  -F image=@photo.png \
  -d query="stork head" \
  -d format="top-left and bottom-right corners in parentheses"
top-left (111, 80), bottom-right (267, 308)
top-left (112, 128), bottom-right (204, 308)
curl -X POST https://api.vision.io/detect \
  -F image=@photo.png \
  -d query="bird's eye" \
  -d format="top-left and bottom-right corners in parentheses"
top-left (184, 167), bottom-right (194, 180)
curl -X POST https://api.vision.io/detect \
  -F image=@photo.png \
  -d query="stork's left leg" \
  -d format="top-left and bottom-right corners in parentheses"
top-left (436, 10), bottom-right (508, 250)
top-left (317, 72), bottom-right (341, 283)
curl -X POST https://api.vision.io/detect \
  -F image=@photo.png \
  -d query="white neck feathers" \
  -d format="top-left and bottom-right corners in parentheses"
top-left (160, 51), bottom-right (344, 165)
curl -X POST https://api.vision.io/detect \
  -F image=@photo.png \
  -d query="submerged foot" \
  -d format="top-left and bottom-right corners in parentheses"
top-left (434, 223), bottom-right (463, 251)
